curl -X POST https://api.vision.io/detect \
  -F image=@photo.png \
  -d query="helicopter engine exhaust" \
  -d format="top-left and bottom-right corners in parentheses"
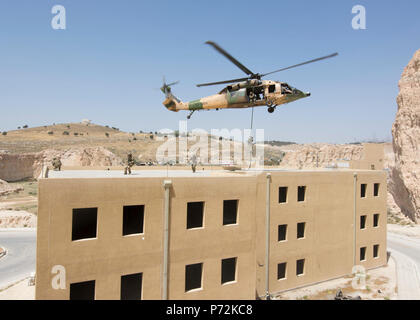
top-left (227, 79), bottom-right (261, 92)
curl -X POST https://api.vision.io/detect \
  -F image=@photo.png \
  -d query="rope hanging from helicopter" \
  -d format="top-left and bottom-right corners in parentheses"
top-left (248, 106), bottom-right (255, 169)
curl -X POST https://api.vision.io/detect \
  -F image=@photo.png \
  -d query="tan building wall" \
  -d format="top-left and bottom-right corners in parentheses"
top-left (254, 170), bottom-right (387, 297)
top-left (36, 169), bottom-right (387, 300)
top-left (36, 176), bottom-right (257, 300)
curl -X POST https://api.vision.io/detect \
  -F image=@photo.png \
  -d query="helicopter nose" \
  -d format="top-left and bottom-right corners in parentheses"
top-left (306, 92), bottom-right (311, 97)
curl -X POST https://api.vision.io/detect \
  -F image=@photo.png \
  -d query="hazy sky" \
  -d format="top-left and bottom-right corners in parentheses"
top-left (0, 0), bottom-right (419, 143)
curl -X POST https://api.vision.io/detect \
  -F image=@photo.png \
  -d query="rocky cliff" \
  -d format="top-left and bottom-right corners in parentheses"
top-left (0, 153), bottom-right (40, 182)
top-left (275, 143), bottom-right (364, 168)
top-left (0, 179), bottom-right (23, 196)
top-left (0, 147), bottom-right (122, 182)
top-left (390, 49), bottom-right (420, 222)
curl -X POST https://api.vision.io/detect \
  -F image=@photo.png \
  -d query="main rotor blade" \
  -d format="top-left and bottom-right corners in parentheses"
top-left (262, 53), bottom-right (338, 77)
top-left (166, 81), bottom-right (179, 86)
top-left (205, 41), bottom-right (254, 76)
top-left (196, 77), bottom-right (250, 87)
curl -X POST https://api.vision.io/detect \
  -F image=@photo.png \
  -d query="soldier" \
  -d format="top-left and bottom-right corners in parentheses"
top-left (51, 157), bottom-right (62, 171)
top-left (335, 289), bottom-right (344, 300)
top-left (124, 153), bottom-right (135, 175)
top-left (190, 154), bottom-right (197, 173)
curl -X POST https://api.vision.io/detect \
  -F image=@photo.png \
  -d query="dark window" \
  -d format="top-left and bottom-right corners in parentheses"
top-left (278, 187), bottom-right (288, 203)
top-left (360, 215), bottom-right (367, 229)
top-left (373, 214), bottom-right (379, 227)
top-left (298, 186), bottom-right (306, 202)
top-left (72, 208), bottom-right (97, 241)
top-left (121, 273), bottom-right (142, 300)
top-left (221, 258), bottom-right (236, 284)
top-left (123, 205), bottom-right (144, 236)
top-left (187, 202), bottom-right (204, 229)
top-left (70, 280), bottom-right (95, 300)
top-left (360, 247), bottom-right (366, 261)
top-left (297, 222), bottom-right (306, 239)
top-left (373, 245), bottom-right (379, 258)
top-left (277, 262), bottom-right (287, 280)
top-left (374, 183), bottom-right (380, 197)
top-left (296, 259), bottom-right (305, 276)
top-left (269, 85), bottom-right (276, 93)
top-left (185, 263), bottom-right (203, 292)
top-left (361, 184), bottom-right (367, 198)
top-left (223, 200), bottom-right (238, 225)
top-left (278, 224), bottom-right (287, 241)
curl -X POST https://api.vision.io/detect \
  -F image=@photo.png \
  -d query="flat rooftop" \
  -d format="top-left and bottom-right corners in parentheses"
top-left (45, 167), bottom-right (374, 179)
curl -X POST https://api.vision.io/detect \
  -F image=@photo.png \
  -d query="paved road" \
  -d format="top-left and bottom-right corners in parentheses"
top-left (0, 229), bottom-right (36, 290)
top-left (387, 233), bottom-right (420, 300)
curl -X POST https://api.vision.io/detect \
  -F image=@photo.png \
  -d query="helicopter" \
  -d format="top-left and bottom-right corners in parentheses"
top-left (162, 41), bottom-right (338, 119)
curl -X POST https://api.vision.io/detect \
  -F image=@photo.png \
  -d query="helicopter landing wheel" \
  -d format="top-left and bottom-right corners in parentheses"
top-left (268, 107), bottom-right (275, 114)
top-left (187, 110), bottom-right (195, 119)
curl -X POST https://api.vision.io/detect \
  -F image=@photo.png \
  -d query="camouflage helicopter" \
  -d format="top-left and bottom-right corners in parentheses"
top-left (162, 41), bottom-right (337, 119)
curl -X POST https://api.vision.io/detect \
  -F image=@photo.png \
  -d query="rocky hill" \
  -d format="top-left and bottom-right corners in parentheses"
top-left (0, 122), bottom-right (161, 161)
top-left (390, 49), bottom-right (420, 222)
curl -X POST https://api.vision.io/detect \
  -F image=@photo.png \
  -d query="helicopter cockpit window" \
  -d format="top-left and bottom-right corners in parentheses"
top-left (281, 84), bottom-right (293, 94)
top-left (268, 85), bottom-right (276, 93)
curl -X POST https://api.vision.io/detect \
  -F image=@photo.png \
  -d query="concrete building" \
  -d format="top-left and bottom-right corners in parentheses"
top-left (35, 167), bottom-right (387, 300)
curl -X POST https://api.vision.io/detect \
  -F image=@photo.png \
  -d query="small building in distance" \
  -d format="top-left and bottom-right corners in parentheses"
top-left (35, 166), bottom-right (387, 300)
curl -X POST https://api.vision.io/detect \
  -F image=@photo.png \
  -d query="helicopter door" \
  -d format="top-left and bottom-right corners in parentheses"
top-left (227, 88), bottom-right (248, 104)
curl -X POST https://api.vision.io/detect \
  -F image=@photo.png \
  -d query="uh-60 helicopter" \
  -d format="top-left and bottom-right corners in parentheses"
top-left (161, 41), bottom-right (338, 119)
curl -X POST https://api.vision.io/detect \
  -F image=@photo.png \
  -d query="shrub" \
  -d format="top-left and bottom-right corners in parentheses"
top-left (150, 135), bottom-right (154, 140)
top-left (105, 133), bottom-right (109, 138)
top-left (2, 132), bottom-right (7, 136)
top-left (74, 132), bottom-right (79, 136)
top-left (63, 131), bottom-right (70, 135)
top-left (48, 131), bottom-right (54, 135)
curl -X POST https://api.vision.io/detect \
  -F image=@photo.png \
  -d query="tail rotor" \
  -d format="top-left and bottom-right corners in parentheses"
top-left (160, 77), bottom-right (179, 97)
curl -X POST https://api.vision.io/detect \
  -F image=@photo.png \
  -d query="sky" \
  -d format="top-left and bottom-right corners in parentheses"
top-left (0, 0), bottom-right (419, 143)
